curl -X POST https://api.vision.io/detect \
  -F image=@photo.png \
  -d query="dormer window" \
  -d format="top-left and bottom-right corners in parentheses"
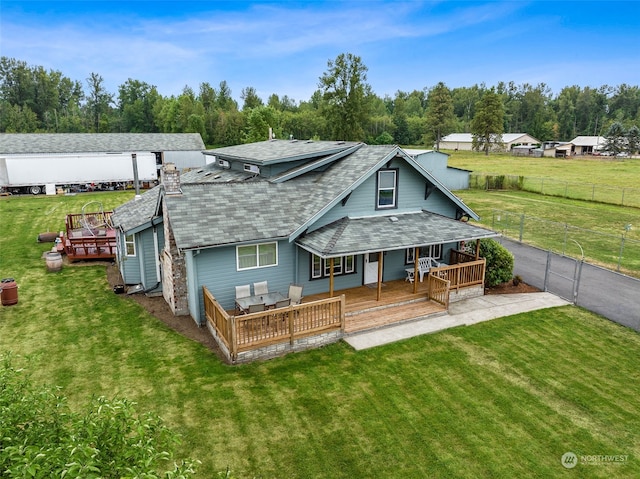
top-left (244, 164), bottom-right (260, 174)
top-left (376, 169), bottom-right (398, 209)
top-left (218, 159), bottom-right (230, 169)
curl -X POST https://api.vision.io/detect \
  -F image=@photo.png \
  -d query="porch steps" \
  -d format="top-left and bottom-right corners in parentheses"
top-left (344, 297), bottom-right (447, 334)
top-left (345, 296), bottom-right (431, 317)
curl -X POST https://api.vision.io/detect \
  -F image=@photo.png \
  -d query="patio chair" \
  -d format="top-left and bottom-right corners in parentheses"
top-left (235, 284), bottom-right (251, 299)
top-left (248, 303), bottom-right (266, 313)
top-left (288, 284), bottom-right (304, 305)
top-left (418, 257), bottom-right (441, 282)
top-left (275, 298), bottom-right (291, 308)
top-left (253, 280), bottom-right (268, 296)
top-left (235, 284), bottom-right (251, 314)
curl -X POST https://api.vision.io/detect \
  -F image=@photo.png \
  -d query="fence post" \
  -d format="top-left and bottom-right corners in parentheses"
top-left (288, 308), bottom-right (295, 345)
top-left (519, 214), bottom-right (525, 242)
top-left (543, 251), bottom-right (551, 292)
top-left (574, 259), bottom-right (584, 305)
top-left (617, 234), bottom-right (626, 272)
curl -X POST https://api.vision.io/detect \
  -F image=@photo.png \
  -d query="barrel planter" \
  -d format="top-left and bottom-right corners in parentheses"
top-left (45, 252), bottom-right (63, 272)
top-left (1, 278), bottom-right (18, 306)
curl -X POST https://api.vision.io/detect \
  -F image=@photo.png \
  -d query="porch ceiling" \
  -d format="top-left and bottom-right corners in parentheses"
top-left (295, 211), bottom-right (499, 258)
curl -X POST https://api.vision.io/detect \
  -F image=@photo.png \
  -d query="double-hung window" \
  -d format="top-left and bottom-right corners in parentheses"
top-left (405, 244), bottom-right (442, 264)
top-left (237, 242), bottom-right (278, 270)
top-left (125, 234), bottom-right (136, 257)
top-left (311, 254), bottom-right (356, 279)
top-left (377, 169), bottom-right (398, 209)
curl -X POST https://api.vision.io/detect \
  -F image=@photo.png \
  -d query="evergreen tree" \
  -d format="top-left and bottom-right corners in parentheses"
top-left (471, 88), bottom-right (505, 155)
top-left (425, 82), bottom-right (455, 150)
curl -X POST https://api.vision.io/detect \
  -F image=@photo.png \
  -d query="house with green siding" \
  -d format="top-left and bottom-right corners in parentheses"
top-left (112, 140), bottom-right (497, 327)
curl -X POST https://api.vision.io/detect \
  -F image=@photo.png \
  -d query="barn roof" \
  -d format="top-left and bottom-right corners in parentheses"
top-left (0, 133), bottom-right (205, 154)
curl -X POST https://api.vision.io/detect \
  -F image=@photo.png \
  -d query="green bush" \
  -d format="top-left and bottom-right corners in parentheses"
top-left (480, 238), bottom-right (514, 287)
top-left (0, 354), bottom-right (198, 479)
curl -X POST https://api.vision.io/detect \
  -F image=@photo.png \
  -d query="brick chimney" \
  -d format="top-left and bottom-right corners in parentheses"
top-left (161, 163), bottom-right (181, 195)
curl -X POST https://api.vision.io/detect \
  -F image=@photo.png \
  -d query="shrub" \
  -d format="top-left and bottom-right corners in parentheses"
top-left (0, 354), bottom-right (198, 479)
top-left (480, 239), bottom-right (514, 287)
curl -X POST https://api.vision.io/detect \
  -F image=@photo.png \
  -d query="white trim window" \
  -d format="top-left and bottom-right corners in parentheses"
top-left (406, 244), bottom-right (442, 264)
top-left (125, 234), bottom-right (136, 257)
top-left (311, 254), bottom-right (356, 279)
top-left (237, 242), bottom-right (278, 270)
top-left (377, 169), bottom-right (398, 209)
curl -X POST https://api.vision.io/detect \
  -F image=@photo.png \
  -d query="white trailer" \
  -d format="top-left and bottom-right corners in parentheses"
top-left (0, 152), bottom-right (158, 195)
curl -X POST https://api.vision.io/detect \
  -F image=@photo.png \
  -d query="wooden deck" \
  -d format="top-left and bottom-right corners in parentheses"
top-left (61, 211), bottom-right (118, 262)
top-left (302, 279), bottom-right (446, 333)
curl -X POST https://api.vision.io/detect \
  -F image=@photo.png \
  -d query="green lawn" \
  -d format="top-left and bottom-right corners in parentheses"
top-left (2, 192), bottom-right (639, 478)
top-left (444, 149), bottom-right (640, 189)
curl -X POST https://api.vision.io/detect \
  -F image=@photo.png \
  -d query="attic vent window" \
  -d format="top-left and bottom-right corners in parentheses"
top-left (244, 164), bottom-right (260, 174)
top-left (218, 159), bottom-right (230, 169)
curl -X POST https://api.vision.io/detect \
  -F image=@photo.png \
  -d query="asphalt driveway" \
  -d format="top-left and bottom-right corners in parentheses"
top-left (500, 238), bottom-right (640, 331)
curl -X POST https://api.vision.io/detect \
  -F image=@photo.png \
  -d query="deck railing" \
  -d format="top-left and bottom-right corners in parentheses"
top-left (427, 275), bottom-right (451, 308)
top-left (203, 287), bottom-right (345, 361)
top-left (430, 259), bottom-right (486, 292)
top-left (449, 249), bottom-right (478, 264)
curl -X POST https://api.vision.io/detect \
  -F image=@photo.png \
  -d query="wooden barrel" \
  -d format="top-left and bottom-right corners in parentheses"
top-left (0, 278), bottom-right (18, 306)
top-left (45, 252), bottom-right (63, 272)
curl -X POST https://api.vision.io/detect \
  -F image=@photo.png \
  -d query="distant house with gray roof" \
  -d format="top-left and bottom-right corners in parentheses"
top-left (439, 133), bottom-right (540, 152)
top-left (112, 140), bottom-right (497, 325)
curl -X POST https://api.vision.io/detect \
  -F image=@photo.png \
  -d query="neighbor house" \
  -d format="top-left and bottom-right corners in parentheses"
top-left (439, 133), bottom-right (540, 152)
top-left (542, 136), bottom-right (607, 157)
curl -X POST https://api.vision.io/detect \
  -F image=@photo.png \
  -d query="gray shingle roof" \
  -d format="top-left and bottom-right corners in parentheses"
top-left (0, 133), bottom-right (205, 154)
top-left (111, 187), bottom-right (161, 233)
top-left (296, 211), bottom-right (498, 257)
top-left (204, 139), bottom-right (360, 165)
top-left (113, 142), bottom-right (483, 251)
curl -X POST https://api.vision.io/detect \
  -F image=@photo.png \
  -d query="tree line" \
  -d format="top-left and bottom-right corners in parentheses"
top-left (2, 53), bottom-right (640, 148)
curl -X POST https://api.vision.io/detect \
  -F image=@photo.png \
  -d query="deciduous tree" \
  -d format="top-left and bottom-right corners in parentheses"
top-left (318, 53), bottom-right (372, 141)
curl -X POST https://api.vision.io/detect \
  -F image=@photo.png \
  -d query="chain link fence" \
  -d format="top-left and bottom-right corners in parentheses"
top-left (490, 210), bottom-right (640, 278)
top-left (470, 173), bottom-right (640, 208)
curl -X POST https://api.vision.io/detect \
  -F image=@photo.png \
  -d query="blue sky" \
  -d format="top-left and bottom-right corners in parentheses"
top-left (1, 1), bottom-right (638, 103)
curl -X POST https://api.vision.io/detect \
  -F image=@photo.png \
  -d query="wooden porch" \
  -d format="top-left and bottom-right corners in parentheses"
top-left (303, 279), bottom-right (447, 333)
top-left (204, 255), bottom-right (485, 363)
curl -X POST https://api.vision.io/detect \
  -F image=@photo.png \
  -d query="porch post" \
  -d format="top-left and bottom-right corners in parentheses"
top-left (413, 247), bottom-right (419, 294)
top-left (377, 251), bottom-right (383, 301)
top-left (475, 239), bottom-right (481, 260)
top-left (329, 257), bottom-right (335, 297)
